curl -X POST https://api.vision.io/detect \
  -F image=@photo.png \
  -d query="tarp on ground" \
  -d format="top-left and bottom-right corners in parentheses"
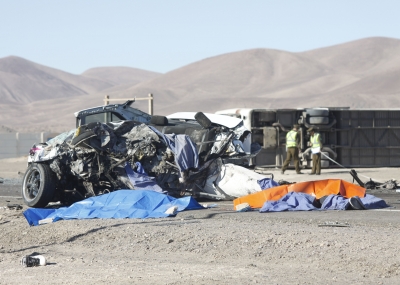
top-left (23, 190), bottom-right (205, 226)
top-left (233, 179), bottom-right (366, 209)
top-left (259, 192), bottom-right (389, 212)
top-left (319, 193), bottom-right (389, 210)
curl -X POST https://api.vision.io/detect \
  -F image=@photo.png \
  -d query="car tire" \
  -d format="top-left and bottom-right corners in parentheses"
top-left (22, 163), bottom-right (56, 208)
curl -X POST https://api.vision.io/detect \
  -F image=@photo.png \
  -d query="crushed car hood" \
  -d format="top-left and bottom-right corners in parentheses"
top-left (167, 112), bottom-right (242, 129)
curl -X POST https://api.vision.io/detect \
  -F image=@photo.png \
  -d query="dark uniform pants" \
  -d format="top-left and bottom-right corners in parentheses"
top-left (282, 147), bottom-right (300, 173)
top-left (311, 153), bottom-right (321, 174)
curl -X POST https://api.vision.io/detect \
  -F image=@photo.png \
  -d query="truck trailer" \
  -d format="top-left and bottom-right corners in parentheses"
top-left (215, 107), bottom-right (400, 169)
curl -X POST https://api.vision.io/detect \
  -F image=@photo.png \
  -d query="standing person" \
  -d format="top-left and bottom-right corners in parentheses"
top-left (281, 125), bottom-right (303, 174)
top-left (308, 128), bottom-right (323, 175)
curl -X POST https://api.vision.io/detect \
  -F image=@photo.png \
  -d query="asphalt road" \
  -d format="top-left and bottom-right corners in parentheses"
top-left (0, 178), bottom-right (22, 197)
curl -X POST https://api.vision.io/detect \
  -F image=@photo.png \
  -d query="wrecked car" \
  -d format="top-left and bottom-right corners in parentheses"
top-left (22, 110), bottom-right (261, 208)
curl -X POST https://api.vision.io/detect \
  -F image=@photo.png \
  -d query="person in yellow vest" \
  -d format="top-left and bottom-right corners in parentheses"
top-left (281, 124), bottom-right (303, 174)
top-left (308, 127), bottom-right (323, 175)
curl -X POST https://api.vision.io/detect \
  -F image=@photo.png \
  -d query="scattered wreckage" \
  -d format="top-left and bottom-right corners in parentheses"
top-left (349, 169), bottom-right (399, 190)
top-left (22, 111), bottom-right (262, 208)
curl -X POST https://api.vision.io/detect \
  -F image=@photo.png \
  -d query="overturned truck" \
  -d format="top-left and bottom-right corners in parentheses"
top-left (216, 107), bottom-right (400, 168)
top-left (22, 108), bottom-right (261, 208)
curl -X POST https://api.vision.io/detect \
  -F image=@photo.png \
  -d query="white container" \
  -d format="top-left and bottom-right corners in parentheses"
top-left (21, 255), bottom-right (47, 267)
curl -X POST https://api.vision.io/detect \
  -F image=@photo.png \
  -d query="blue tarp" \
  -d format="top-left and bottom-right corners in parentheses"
top-left (125, 162), bottom-right (164, 193)
top-left (257, 178), bottom-right (280, 190)
top-left (321, 194), bottom-right (390, 210)
top-left (260, 192), bottom-right (318, 212)
top-left (260, 192), bottom-right (389, 212)
top-left (23, 190), bottom-right (205, 226)
top-left (149, 126), bottom-right (199, 172)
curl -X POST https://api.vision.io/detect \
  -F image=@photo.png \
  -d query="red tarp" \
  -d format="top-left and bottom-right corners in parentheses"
top-left (233, 179), bottom-right (366, 209)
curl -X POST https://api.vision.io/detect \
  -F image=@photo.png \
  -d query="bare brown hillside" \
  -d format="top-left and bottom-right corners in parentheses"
top-left (1, 37), bottom-right (400, 133)
top-left (110, 37), bottom-right (400, 115)
top-left (0, 57), bottom-right (161, 105)
top-left (0, 56), bottom-right (112, 104)
top-left (300, 37), bottom-right (400, 76)
top-left (82, 66), bottom-right (161, 86)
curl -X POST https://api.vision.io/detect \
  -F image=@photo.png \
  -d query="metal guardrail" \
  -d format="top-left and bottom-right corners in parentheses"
top-left (103, 93), bottom-right (154, 115)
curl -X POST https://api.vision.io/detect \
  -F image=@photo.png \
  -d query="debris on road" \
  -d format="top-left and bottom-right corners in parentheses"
top-left (23, 190), bottom-right (205, 226)
top-left (235, 202), bottom-right (251, 212)
top-left (21, 255), bottom-right (47, 267)
top-left (350, 169), bottom-right (399, 190)
top-left (6, 203), bottom-right (22, 210)
top-left (318, 221), bottom-right (350, 227)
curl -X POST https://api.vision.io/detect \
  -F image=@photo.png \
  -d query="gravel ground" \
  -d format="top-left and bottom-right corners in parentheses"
top-left (1, 157), bottom-right (400, 284)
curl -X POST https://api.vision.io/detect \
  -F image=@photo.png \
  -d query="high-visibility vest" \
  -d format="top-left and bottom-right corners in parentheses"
top-left (286, 130), bottom-right (297, 148)
top-left (311, 133), bottom-right (321, 149)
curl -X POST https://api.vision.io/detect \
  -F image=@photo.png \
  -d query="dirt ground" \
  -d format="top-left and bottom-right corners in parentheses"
top-left (1, 157), bottom-right (400, 284)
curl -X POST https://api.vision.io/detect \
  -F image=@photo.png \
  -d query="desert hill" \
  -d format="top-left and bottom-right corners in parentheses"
top-left (301, 37), bottom-right (400, 76)
top-left (110, 37), bottom-right (400, 114)
top-left (1, 37), bottom-right (400, 133)
top-left (0, 56), bottom-right (111, 104)
top-left (82, 66), bottom-right (161, 86)
top-left (0, 56), bottom-right (161, 105)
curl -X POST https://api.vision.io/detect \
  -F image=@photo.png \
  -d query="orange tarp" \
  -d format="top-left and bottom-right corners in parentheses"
top-left (233, 179), bottom-right (366, 209)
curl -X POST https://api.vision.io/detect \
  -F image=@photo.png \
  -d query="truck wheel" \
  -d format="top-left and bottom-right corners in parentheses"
top-left (309, 117), bottom-right (329, 125)
top-left (22, 163), bottom-right (56, 208)
top-left (305, 108), bottom-right (329, 117)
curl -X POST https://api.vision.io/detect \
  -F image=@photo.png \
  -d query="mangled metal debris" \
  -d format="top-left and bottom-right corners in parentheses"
top-left (349, 169), bottom-right (399, 190)
top-left (22, 112), bottom-right (261, 208)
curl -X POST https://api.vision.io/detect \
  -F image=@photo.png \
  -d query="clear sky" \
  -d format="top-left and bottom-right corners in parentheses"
top-left (1, 0), bottom-right (399, 74)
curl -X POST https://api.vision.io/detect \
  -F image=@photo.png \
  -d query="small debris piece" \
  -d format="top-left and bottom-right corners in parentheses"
top-left (278, 179), bottom-right (295, 185)
top-left (6, 204), bottom-right (22, 210)
top-left (235, 203), bottom-right (251, 212)
top-left (201, 203), bottom-right (218, 208)
top-left (165, 206), bottom-right (178, 216)
top-left (318, 221), bottom-right (350, 227)
top-left (21, 255), bottom-right (47, 267)
top-left (38, 218), bottom-right (53, 225)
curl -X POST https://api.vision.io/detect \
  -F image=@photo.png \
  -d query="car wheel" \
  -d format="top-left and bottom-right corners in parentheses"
top-left (22, 163), bottom-right (56, 208)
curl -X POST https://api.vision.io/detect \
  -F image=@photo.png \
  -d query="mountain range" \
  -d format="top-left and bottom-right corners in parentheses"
top-left (1, 36), bottom-right (400, 133)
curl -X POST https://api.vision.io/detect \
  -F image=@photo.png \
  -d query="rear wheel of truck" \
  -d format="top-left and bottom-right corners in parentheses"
top-left (22, 163), bottom-right (56, 208)
top-left (309, 116), bottom-right (330, 125)
top-left (305, 108), bottom-right (329, 117)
